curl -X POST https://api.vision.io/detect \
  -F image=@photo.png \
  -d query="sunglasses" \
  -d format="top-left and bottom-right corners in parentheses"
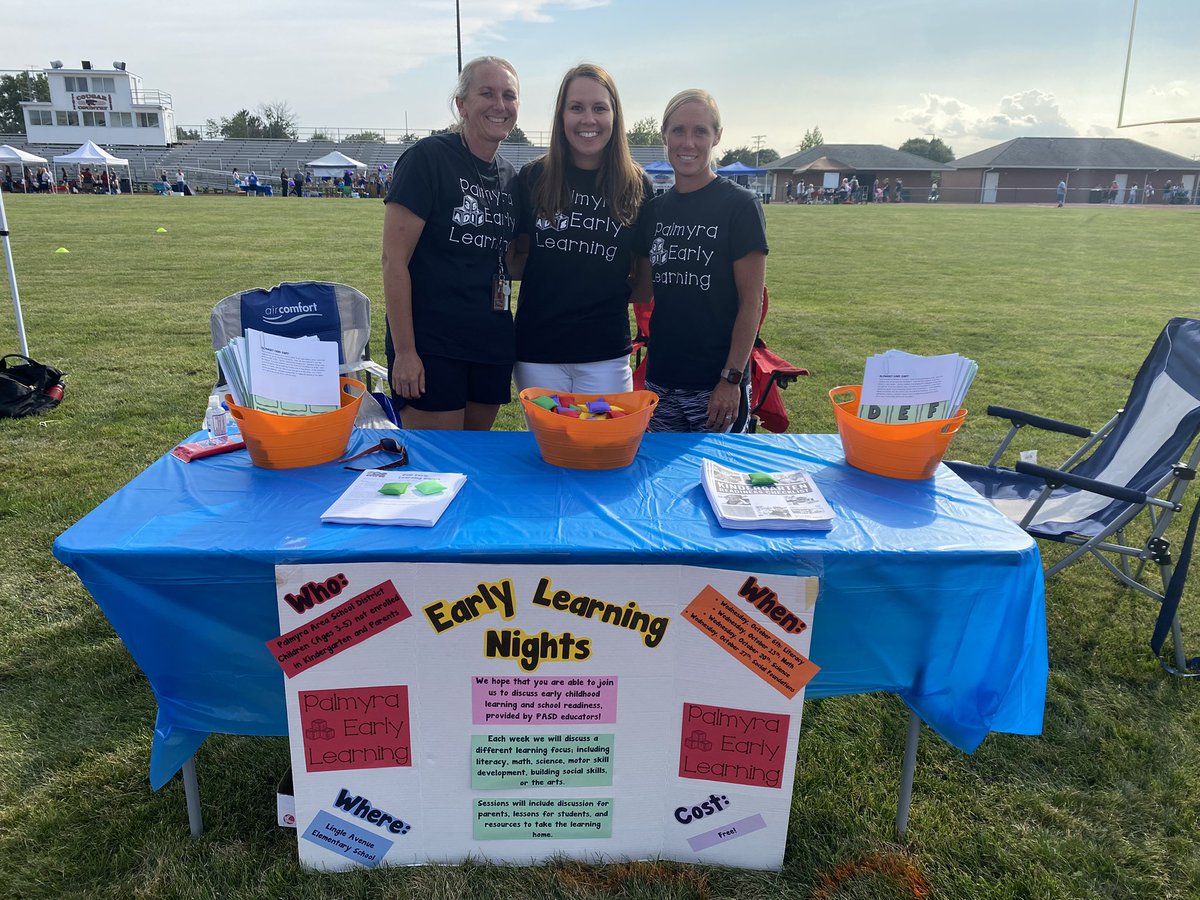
top-left (338, 437), bottom-right (409, 471)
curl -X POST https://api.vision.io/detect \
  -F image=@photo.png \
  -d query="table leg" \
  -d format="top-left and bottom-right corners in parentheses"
top-left (894, 710), bottom-right (921, 838)
top-left (182, 756), bottom-right (204, 838)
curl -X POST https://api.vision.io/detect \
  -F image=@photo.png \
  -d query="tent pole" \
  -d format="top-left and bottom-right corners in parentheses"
top-left (0, 188), bottom-right (30, 356)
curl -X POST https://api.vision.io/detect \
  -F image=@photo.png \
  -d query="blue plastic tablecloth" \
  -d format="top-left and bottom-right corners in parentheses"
top-left (53, 430), bottom-right (1047, 789)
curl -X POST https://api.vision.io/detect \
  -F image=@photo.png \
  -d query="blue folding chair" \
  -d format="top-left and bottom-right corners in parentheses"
top-left (946, 318), bottom-right (1200, 675)
top-left (210, 281), bottom-right (398, 429)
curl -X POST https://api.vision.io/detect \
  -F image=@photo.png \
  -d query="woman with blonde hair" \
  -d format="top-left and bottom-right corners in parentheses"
top-left (382, 56), bottom-right (521, 430)
top-left (511, 63), bottom-right (651, 394)
top-left (631, 88), bottom-right (767, 433)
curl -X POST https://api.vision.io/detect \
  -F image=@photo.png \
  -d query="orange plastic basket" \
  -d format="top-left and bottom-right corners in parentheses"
top-left (226, 377), bottom-right (364, 469)
top-left (829, 384), bottom-right (966, 480)
top-left (520, 388), bottom-right (659, 470)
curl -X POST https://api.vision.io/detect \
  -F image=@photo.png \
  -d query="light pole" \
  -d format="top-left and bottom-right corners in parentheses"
top-left (456, 0), bottom-right (462, 75)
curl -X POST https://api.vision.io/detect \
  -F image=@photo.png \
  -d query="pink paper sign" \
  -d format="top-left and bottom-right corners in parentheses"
top-left (268, 580), bottom-right (411, 677)
top-left (299, 685), bottom-right (412, 772)
top-left (678, 702), bottom-right (790, 789)
top-left (471, 675), bottom-right (618, 725)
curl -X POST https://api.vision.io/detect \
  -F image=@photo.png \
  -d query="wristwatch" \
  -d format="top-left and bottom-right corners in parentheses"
top-left (719, 368), bottom-right (743, 385)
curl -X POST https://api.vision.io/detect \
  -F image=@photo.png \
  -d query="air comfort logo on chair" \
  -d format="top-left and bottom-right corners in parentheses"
top-left (240, 283), bottom-right (345, 365)
top-left (261, 302), bottom-right (321, 327)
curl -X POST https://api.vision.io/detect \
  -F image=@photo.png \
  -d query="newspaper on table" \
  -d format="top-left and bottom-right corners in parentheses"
top-left (216, 328), bottom-right (340, 415)
top-left (701, 459), bottom-right (834, 531)
top-left (857, 349), bottom-right (977, 424)
top-left (321, 469), bottom-right (467, 527)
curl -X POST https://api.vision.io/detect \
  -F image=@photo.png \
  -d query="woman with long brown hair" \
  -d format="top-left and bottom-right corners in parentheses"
top-left (511, 63), bottom-right (651, 394)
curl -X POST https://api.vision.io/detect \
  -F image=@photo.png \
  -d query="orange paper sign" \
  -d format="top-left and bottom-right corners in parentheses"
top-left (682, 585), bottom-right (819, 699)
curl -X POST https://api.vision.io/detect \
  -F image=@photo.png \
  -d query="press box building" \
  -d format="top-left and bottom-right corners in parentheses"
top-left (21, 60), bottom-right (175, 147)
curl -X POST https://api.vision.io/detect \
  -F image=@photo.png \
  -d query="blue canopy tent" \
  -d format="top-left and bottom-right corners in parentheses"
top-left (643, 158), bottom-right (674, 193)
top-left (715, 160), bottom-right (767, 177)
top-left (716, 160), bottom-right (769, 199)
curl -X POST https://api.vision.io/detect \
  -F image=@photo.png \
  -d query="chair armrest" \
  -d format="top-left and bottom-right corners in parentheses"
top-left (988, 406), bottom-right (1092, 438)
top-left (1014, 461), bottom-right (1148, 505)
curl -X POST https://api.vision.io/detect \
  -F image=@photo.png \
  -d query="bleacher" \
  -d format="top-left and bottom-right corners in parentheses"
top-left (0, 134), bottom-right (667, 195)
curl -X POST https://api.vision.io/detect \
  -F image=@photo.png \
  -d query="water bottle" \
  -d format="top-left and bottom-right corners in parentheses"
top-left (205, 394), bottom-right (228, 440)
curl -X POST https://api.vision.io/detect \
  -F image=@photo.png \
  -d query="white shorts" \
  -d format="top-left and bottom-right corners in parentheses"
top-left (513, 356), bottom-right (633, 395)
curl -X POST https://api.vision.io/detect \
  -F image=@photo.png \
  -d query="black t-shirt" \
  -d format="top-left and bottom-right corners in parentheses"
top-left (634, 177), bottom-right (768, 389)
top-left (384, 132), bottom-right (518, 363)
top-left (514, 160), bottom-right (652, 363)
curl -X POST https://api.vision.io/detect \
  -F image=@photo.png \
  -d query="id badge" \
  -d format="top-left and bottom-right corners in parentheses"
top-left (491, 275), bottom-right (512, 312)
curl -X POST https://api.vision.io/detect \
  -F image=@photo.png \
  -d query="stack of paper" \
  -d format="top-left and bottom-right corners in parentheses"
top-left (321, 470), bottom-right (467, 527)
top-left (701, 459), bottom-right (835, 531)
top-left (217, 328), bottom-right (341, 415)
top-left (857, 350), bottom-right (977, 424)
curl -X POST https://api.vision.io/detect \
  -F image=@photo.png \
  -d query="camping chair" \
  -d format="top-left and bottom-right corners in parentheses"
top-left (630, 288), bottom-right (809, 433)
top-left (210, 281), bottom-right (397, 428)
top-left (945, 317), bottom-right (1200, 675)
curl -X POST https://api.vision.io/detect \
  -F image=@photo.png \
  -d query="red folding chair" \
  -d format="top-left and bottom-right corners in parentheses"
top-left (629, 289), bottom-right (809, 432)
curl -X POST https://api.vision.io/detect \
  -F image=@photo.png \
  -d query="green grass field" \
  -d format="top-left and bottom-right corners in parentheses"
top-left (2, 194), bottom-right (1199, 899)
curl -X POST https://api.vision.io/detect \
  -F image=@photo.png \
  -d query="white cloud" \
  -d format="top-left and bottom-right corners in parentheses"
top-left (1146, 80), bottom-right (1191, 98)
top-left (898, 89), bottom-right (1077, 146)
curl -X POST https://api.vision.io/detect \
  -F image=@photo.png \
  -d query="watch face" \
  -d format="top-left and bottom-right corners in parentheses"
top-left (724, 369), bottom-right (742, 385)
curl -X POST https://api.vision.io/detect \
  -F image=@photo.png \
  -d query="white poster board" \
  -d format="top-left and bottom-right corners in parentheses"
top-left (270, 562), bottom-right (819, 871)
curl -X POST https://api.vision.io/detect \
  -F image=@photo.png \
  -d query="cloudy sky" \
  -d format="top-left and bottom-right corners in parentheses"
top-left (6, 0), bottom-right (1198, 159)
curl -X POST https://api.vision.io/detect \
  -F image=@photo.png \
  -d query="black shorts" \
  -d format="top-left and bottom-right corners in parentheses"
top-left (399, 354), bottom-right (513, 412)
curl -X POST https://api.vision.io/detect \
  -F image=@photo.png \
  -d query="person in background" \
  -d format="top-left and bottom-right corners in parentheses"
top-left (3, 166), bottom-right (13, 193)
top-left (1128, 182), bottom-right (1138, 205)
top-left (382, 56), bottom-right (521, 431)
top-left (630, 88), bottom-right (767, 433)
top-left (280, 168), bottom-right (288, 197)
top-left (1056, 179), bottom-right (1066, 207)
top-left (510, 62), bottom-right (651, 395)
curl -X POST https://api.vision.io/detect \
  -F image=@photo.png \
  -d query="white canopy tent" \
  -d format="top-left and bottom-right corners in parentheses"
top-left (0, 145), bottom-right (48, 355)
top-left (54, 140), bottom-right (130, 194)
top-left (306, 150), bottom-right (367, 180)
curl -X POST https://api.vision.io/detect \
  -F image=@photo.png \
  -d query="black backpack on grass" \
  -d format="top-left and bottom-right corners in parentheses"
top-left (0, 354), bottom-right (66, 419)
